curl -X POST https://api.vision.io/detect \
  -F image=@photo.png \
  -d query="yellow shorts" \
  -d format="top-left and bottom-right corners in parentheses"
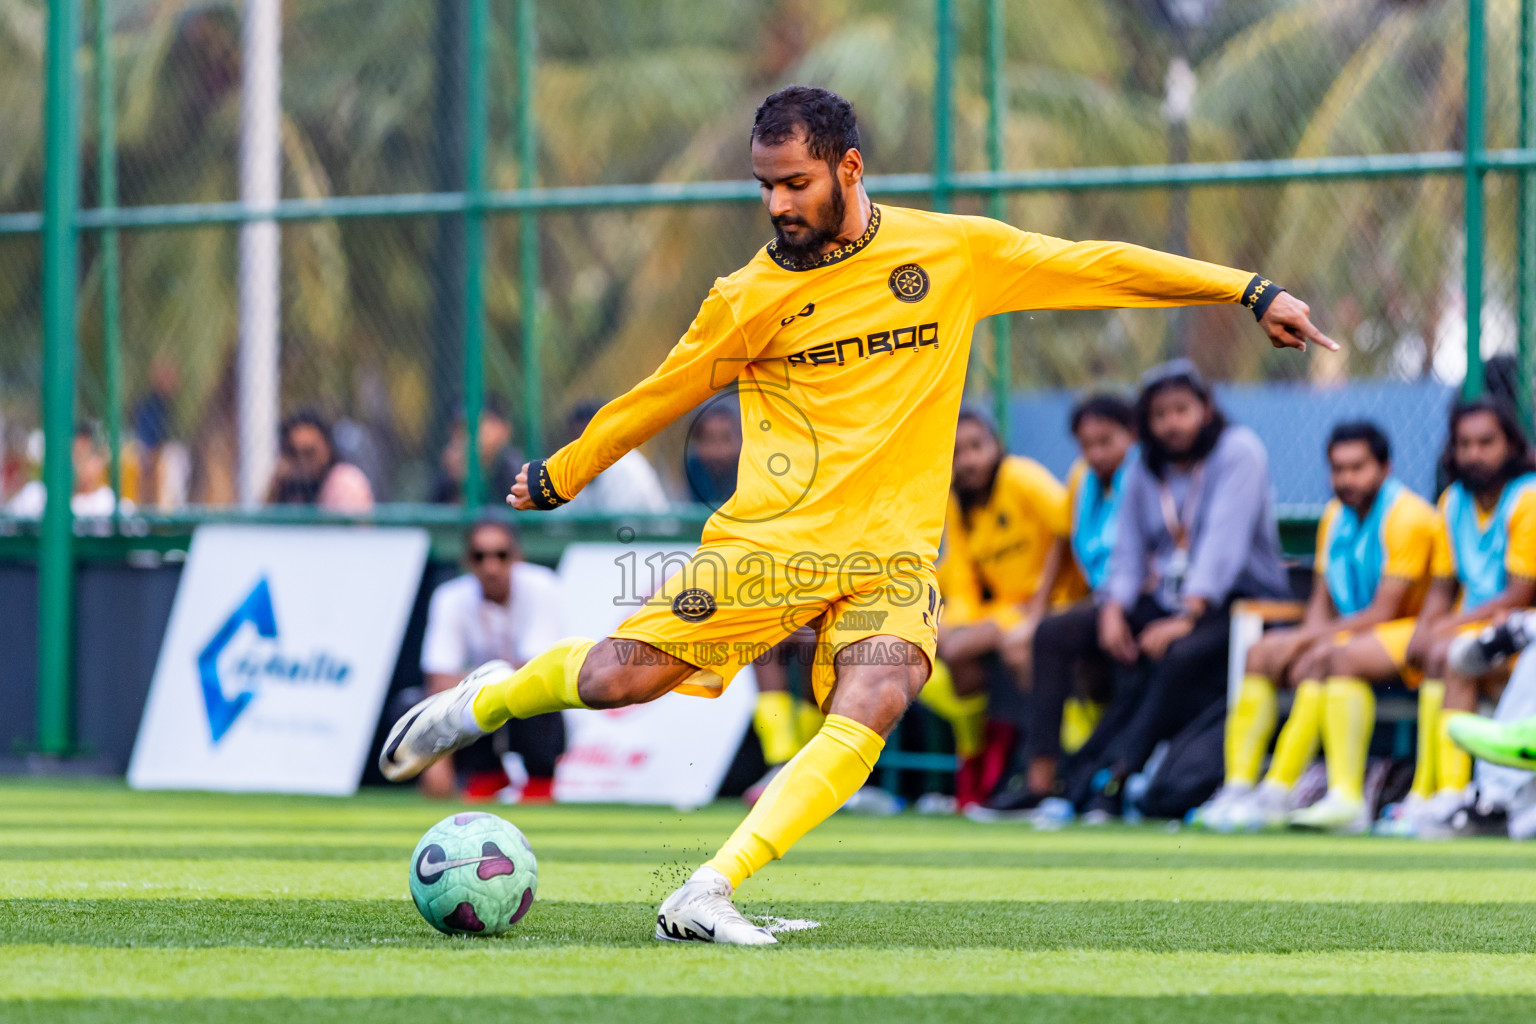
top-left (610, 542), bottom-right (940, 708)
top-left (1333, 617), bottom-right (1516, 688)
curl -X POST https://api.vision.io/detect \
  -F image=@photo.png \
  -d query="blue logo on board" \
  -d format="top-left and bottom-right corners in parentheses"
top-left (198, 577), bottom-right (353, 744)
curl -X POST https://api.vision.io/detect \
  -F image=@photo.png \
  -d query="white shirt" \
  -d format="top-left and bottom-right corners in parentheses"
top-left (6, 483), bottom-right (133, 518)
top-left (557, 450), bottom-right (670, 514)
top-left (420, 563), bottom-right (565, 675)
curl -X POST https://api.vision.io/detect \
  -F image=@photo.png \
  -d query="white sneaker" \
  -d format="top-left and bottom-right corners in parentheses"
top-left (1223, 781), bottom-right (1293, 832)
top-left (654, 867), bottom-right (777, 946)
top-left (378, 660), bottom-right (508, 781)
top-left (1189, 781), bottom-right (1253, 831)
top-left (1289, 789), bottom-right (1369, 833)
top-left (1410, 787), bottom-right (1477, 840)
top-left (1373, 789), bottom-right (1469, 838)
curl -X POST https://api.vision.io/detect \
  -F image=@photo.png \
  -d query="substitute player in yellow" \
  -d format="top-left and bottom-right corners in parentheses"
top-left (380, 86), bottom-right (1335, 944)
top-left (1377, 398), bottom-right (1536, 836)
top-left (1199, 421), bottom-right (1438, 833)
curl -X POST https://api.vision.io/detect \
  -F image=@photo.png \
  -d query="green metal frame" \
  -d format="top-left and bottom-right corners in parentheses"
top-left (14, 0), bottom-right (1520, 754)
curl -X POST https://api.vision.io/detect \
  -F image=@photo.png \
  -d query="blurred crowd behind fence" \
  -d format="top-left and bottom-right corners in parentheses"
top-left (3, 0), bottom-right (1536, 754)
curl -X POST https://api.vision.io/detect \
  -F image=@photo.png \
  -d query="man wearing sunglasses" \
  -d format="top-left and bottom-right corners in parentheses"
top-left (416, 518), bottom-right (566, 799)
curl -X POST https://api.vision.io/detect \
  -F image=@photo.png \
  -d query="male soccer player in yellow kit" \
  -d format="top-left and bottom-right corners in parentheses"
top-left (1378, 398), bottom-right (1536, 835)
top-left (1200, 421), bottom-right (1438, 833)
top-left (380, 86), bottom-right (1335, 945)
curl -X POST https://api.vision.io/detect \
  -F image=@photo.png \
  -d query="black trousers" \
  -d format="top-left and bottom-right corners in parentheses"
top-left (1063, 594), bottom-right (1230, 808)
top-left (1023, 600), bottom-right (1107, 766)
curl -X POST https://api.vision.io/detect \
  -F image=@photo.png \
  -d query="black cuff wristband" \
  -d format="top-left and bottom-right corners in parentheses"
top-left (1242, 274), bottom-right (1284, 321)
top-left (526, 459), bottom-right (568, 510)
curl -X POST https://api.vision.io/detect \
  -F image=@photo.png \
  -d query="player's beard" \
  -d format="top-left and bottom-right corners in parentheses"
top-left (772, 185), bottom-right (846, 263)
top-left (1457, 458), bottom-right (1519, 496)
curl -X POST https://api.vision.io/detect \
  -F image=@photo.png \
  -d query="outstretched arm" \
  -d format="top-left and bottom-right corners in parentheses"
top-left (961, 216), bottom-right (1337, 354)
top-left (509, 285), bottom-right (752, 510)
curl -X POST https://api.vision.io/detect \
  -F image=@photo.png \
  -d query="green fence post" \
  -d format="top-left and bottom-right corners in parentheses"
top-left (39, 0), bottom-right (82, 756)
top-left (96, 0), bottom-right (122, 522)
top-left (1519, 0), bottom-right (1535, 425)
top-left (518, 0), bottom-right (542, 459)
top-left (932, 0), bottom-right (954, 214)
top-left (986, 0), bottom-right (1010, 439)
top-left (462, 0), bottom-right (488, 510)
top-left (1464, 0), bottom-right (1487, 400)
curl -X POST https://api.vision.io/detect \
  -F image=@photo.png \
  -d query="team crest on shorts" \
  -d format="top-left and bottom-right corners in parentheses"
top-left (889, 263), bottom-right (930, 303)
top-left (671, 588), bottom-right (718, 623)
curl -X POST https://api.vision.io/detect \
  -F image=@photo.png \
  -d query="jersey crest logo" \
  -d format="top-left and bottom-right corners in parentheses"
top-left (780, 302), bottom-right (816, 326)
top-left (889, 263), bottom-right (930, 303)
top-left (671, 588), bottom-right (718, 623)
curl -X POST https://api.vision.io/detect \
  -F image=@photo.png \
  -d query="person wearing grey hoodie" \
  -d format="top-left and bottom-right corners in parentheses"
top-left (1063, 360), bottom-right (1291, 818)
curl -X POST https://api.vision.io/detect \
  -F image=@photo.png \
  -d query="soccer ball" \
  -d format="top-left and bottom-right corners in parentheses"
top-left (408, 811), bottom-right (539, 936)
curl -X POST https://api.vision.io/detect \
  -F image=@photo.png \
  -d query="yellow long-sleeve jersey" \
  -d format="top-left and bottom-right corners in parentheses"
top-left (541, 203), bottom-right (1256, 567)
top-left (937, 455), bottom-right (1086, 630)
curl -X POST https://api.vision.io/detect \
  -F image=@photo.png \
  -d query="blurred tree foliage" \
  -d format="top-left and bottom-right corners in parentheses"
top-left (0, 0), bottom-right (1522, 499)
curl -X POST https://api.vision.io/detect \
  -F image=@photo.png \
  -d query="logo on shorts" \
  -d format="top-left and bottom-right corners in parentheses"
top-left (671, 588), bottom-right (718, 623)
top-left (835, 610), bottom-right (890, 631)
top-left (888, 263), bottom-right (930, 303)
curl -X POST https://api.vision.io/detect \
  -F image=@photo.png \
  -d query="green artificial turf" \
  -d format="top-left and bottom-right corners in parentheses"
top-left (4, 779), bottom-right (1536, 1023)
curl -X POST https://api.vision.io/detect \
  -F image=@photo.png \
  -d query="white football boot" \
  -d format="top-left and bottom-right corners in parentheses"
top-left (655, 866), bottom-right (777, 946)
top-left (1288, 789), bottom-right (1370, 834)
top-left (378, 660), bottom-right (510, 781)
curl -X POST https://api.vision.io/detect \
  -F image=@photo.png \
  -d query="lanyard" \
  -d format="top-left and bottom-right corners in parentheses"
top-left (1157, 463), bottom-right (1205, 552)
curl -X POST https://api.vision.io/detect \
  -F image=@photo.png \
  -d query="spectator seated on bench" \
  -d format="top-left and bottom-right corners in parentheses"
top-left (1196, 421), bottom-right (1438, 834)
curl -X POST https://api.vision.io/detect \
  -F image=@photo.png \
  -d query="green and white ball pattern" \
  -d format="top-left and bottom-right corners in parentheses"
top-left (408, 812), bottom-right (539, 936)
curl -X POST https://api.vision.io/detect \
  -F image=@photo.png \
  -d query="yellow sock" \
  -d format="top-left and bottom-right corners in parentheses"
top-left (753, 691), bottom-right (803, 766)
top-left (470, 637), bottom-right (593, 731)
top-left (1321, 677), bottom-right (1374, 802)
top-left (1409, 681), bottom-right (1444, 799)
top-left (794, 697), bottom-right (826, 745)
top-left (918, 659), bottom-right (986, 758)
top-left (1061, 698), bottom-right (1102, 755)
top-left (1227, 674), bottom-right (1278, 787)
top-left (1264, 679), bottom-right (1323, 788)
top-left (705, 714), bottom-right (883, 888)
top-left (1438, 708), bottom-right (1472, 794)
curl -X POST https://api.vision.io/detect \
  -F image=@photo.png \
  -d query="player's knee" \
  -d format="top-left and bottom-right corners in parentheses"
top-left (1297, 642), bottom-right (1334, 681)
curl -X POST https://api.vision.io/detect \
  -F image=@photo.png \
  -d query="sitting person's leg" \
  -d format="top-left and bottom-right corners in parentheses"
top-left (1286, 627), bottom-right (1401, 831)
top-left (1432, 633), bottom-right (1479, 801)
top-left (1223, 626), bottom-right (1310, 794)
top-left (919, 652), bottom-right (988, 804)
top-left (988, 601), bottom-right (1098, 810)
top-left (1095, 608), bottom-right (1232, 805)
top-left (1060, 596), bottom-right (1169, 809)
top-left (1210, 636), bottom-right (1328, 830)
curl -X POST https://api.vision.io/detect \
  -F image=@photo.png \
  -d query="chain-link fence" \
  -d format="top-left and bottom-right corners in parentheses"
top-left (0, 0), bottom-right (1531, 512)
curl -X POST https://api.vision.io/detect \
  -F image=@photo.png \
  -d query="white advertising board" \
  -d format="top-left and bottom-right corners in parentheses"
top-left (553, 542), bottom-right (756, 808)
top-left (128, 525), bottom-right (429, 795)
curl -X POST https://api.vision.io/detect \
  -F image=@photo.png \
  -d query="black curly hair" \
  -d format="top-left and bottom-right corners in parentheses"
top-left (1440, 396), bottom-right (1534, 490)
top-left (751, 86), bottom-right (860, 170)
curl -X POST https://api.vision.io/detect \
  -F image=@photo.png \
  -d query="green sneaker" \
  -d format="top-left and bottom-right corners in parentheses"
top-left (1447, 714), bottom-right (1536, 771)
